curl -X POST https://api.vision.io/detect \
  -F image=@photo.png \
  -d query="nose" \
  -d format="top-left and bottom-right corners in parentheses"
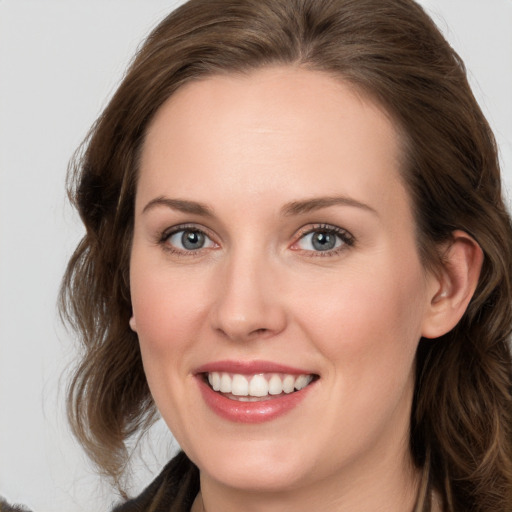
top-left (209, 250), bottom-right (287, 342)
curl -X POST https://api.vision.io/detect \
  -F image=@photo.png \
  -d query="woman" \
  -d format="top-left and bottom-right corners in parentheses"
top-left (60, 0), bottom-right (512, 510)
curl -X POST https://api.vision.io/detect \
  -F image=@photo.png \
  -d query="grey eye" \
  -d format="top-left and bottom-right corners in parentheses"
top-left (167, 229), bottom-right (215, 251)
top-left (297, 230), bottom-right (343, 252)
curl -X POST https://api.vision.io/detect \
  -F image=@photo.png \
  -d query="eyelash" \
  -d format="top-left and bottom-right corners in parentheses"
top-left (158, 224), bottom-right (218, 257)
top-left (291, 224), bottom-right (355, 257)
top-left (157, 223), bottom-right (355, 257)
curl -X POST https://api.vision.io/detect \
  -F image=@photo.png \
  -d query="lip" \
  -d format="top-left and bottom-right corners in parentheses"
top-left (195, 360), bottom-right (318, 424)
top-left (194, 359), bottom-right (313, 375)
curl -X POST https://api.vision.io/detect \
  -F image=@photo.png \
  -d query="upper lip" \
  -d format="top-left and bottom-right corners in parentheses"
top-left (194, 360), bottom-right (316, 375)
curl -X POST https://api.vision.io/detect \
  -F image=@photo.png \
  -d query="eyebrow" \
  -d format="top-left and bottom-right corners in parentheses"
top-left (142, 195), bottom-right (377, 218)
top-left (142, 196), bottom-right (214, 217)
top-left (281, 196), bottom-right (378, 217)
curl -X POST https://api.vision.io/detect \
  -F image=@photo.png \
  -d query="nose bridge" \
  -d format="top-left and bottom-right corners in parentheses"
top-left (211, 240), bottom-right (286, 341)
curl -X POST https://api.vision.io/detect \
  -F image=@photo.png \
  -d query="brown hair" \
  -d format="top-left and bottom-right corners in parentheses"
top-left (60, 0), bottom-right (512, 509)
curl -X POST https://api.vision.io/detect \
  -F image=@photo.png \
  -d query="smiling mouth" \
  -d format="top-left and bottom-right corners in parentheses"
top-left (203, 372), bottom-right (318, 401)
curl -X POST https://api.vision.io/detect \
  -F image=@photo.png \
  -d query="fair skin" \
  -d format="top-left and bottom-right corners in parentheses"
top-left (130, 66), bottom-right (482, 512)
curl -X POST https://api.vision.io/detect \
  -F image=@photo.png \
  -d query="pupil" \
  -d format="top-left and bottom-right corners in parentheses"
top-left (313, 232), bottom-right (335, 251)
top-left (182, 231), bottom-right (204, 250)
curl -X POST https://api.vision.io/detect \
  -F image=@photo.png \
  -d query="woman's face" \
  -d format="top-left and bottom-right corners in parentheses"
top-left (130, 67), bottom-right (437, 495)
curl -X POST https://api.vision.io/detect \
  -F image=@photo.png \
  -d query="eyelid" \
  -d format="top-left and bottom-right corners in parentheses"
top-left (290, 223), bottom-right (355, 255)
top-left (155, 222), bottom-right (354, 257)
top-left (158, 223), bottom-right (219, 255)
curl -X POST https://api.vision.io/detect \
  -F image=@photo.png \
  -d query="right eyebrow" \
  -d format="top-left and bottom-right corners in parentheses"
top-left (142, 196), bottom-right (214, 217)
top-left (281, 195), bottom-right (378, 217)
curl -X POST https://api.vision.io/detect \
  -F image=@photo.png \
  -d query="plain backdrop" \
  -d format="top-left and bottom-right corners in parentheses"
top-left (0, 1), bottom-right (511, 510)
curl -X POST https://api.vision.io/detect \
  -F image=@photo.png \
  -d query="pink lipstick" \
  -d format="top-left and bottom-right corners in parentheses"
top-left (195, 360), bottom-right (318, 423)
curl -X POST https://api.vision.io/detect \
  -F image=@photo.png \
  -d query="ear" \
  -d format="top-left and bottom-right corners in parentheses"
top-left (421, 230), bottom-right (483, 339)
top-left (129, 316), bottom-right (137, 332)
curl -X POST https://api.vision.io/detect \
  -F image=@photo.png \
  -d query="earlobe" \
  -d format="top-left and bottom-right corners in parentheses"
top-left (421, 230), bottom-right (483, 339)
top-left (129, 316), bottom-right (137, 332)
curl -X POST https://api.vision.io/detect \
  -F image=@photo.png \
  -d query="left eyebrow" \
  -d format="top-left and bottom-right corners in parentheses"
top-left (281, 196), bottom-right (378, 217)
top-left (142, 196), bottom-right (214, 217)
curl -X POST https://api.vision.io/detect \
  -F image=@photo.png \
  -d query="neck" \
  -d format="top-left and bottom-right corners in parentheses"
top-left (194, 446), bottom-right (422, 512)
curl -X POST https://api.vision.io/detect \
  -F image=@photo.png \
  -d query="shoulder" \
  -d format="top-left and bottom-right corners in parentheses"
top-left (112, 452), bottom-right (199, 512)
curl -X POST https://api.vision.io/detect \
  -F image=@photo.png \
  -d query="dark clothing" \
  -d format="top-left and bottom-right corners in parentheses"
top-left (112, 452), bottom-right (199, 512)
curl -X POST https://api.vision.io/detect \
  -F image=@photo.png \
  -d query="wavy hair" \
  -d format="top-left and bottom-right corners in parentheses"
top-left (60, 0), bottom-right (512, 509)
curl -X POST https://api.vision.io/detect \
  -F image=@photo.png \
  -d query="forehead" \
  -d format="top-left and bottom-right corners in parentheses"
top-left (137, 66), bottom-right (407, 218)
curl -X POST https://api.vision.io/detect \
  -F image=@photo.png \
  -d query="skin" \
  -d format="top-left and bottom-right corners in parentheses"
top-left (130, 66), bottom-right (480, 511)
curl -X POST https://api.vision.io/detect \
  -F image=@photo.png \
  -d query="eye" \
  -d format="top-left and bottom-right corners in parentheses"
top-left (163, 227), bottom-right (217, 252)
top-left (293, 225), bottom-right (354, 255)
top-left (298, 230), bottom-right (342, 251)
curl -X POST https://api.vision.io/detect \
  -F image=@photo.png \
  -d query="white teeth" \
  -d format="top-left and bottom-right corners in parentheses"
top-left (283, 374), bottom-right (295, 394)
top-left (268, 374), bottom-right (283, 395)
top-left (249, 374), bottom-right (269, 397)
top-left (208, 372), bottom-right (221, 391)
top-left (220, 373), bottom-right (231, 393)
top-left (206, 371), bottom-right (315, 397)
top-left (295, 374), bottom-right (313, 391)
top-left (232, 374), bottom-right (249, 396)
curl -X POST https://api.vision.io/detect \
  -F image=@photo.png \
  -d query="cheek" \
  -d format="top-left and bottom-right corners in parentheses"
top-left (294, 256), bottom-right (427, 384)
top-left (129, 271), bottom-right (208, 438)
top-left (130, 257), bottom-right (207, 356)
top-left (129, 257), bottom-right (208, 420)
top-left (293, 260), bottom-right (427, 454)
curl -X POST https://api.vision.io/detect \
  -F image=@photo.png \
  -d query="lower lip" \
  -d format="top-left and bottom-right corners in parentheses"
top-left (197, 377), bottom-right (315, 424)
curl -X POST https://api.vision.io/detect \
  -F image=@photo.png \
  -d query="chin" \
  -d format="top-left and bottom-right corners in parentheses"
top-left (185, 435), bottom-right (315, 492)
top-left (202, 456), bottom-right (311, 493)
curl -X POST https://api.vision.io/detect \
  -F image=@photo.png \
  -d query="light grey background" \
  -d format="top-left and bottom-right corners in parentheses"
top-left (0, 1), bottom-right (511, 511)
